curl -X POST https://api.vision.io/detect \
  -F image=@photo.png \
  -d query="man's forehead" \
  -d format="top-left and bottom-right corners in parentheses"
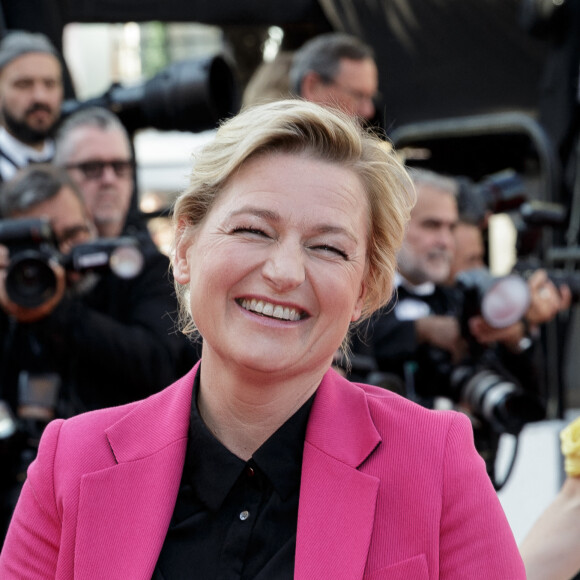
top-left (2, 52), bottom-right (62, 78)
top-left (337, 57), bottom-right (377, 83)
top-left (66, 126), bottom-right (131, 159)
top-left (21, 187), bottom-right (84, 221)
top-left (413, 185), bottom-right (456, 213)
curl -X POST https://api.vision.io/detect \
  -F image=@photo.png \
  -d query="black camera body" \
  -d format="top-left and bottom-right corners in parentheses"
top-left (0, 218), bottom-right (61, 308)
top-left (0, 217), bottom-right (144, 308)
top-left (60, 54), bottom-right (239, 135)
top-left (349, 271), bottom-right (545, 437)
top-left (451, 272), bottom-right (544, 436)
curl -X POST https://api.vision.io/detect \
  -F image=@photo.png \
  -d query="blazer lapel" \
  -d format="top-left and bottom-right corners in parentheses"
top-left (73, 367), bottom-right (198, 579)
top-left (295, 370), bottom-right (381, 580)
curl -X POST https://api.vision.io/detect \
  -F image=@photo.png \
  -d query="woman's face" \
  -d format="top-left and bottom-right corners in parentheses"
top-left (174, 152), bottom-right (369, 380)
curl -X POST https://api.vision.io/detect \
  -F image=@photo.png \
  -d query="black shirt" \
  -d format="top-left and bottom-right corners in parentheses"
top-left (153, 371), bottom-right (315, 580)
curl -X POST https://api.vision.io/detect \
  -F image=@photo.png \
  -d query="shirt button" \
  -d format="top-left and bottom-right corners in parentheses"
top-left (246, 466), bottom-right (255, 477)
top-left (239, 510), bottom-right (250, 521)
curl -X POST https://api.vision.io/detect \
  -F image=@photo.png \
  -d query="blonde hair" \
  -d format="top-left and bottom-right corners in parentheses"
top-left (173, 99), bottom-right (415, 336)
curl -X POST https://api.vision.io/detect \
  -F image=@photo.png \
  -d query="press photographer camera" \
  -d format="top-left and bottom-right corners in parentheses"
top-left (450, 268), bottom-right (546, 434)
top-left (347, 266), bottom-right (549, 489)
top-left (351, 268), bottom-right (546, 435)
top-left (457, 168), bottom-right (528, 222)
top-left (0, 217), bottom-right (144, 308)
top-left (60, 54), bottom-right (239, 134)
top-left (0, 216), bottom-right (146, 532)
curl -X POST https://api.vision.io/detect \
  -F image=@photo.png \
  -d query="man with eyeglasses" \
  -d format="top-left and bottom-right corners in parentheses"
top-left (289, 32), bottom-right (379, 122)
top-left (0, 31), bottom-right (64, 183)
top-left (54, 106), bottom-right (138, 240)
top-left (54, 106), bottom-right (201, 372)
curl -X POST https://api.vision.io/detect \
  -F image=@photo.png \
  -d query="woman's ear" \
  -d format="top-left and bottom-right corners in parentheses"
top-left (351, 281), bottom-right (367, 322)
top-left (173, 218), bottom-right (193, 284)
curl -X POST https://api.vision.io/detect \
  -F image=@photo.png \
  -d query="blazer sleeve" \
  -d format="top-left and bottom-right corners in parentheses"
top-left (0, 419), bottom-right (65, 579)
top-left (439, 412), bottom-right (526, 579)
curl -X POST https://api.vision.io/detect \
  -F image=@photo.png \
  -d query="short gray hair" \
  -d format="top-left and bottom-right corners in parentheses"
top-left (407, 167), bottom-right (459, 199)
top-left (289, 33), bottom-right (374, 95)
top-left (54, 106), bottom-right (131, 165)
top-left (0, 164), bottom-right (84, 217)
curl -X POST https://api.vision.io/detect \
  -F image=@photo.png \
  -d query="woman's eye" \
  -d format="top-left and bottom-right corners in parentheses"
top-left (232, 226), bottom-right (268, 237)
top-left (312, 244), bottom-right (349, 259)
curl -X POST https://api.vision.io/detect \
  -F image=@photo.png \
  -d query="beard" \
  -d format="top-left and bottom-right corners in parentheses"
top-left (398, 246), bottom-right (452, 286)
top-left (2, 103), bottom-right (60, 146)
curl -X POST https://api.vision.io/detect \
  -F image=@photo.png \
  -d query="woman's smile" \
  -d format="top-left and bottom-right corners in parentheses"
top-left (237, 297), bottom-right (308, 321)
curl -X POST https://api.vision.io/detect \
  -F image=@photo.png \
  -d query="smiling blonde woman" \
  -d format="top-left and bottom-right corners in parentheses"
top-left (0, 100), bottom-right (525, 580)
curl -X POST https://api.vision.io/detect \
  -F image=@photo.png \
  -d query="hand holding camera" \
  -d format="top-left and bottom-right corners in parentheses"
top-left (526, 268), bottom-right (572, 327)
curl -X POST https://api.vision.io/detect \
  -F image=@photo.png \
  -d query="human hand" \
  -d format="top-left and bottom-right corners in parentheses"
top-left (526, 269), bottom-right (571, 327)
top-left (0, 247), bottom-right (66, 323)
top-left (415, 315), bottom-right (468, 362)
top-left (468, 315), bottom-right (524, 349)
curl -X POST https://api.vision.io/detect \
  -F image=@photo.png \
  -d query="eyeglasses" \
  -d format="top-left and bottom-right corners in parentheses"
top-left (65, 159), bottom-right (134, 180)
top-left (330, 81), bottom-right (381, 105)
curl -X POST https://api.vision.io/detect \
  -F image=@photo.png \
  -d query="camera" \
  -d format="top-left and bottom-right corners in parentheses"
top-left (0, 217), bottom-right (144, 308)
top-left (450, 268), bottom-right (545, 435)
top-left (417, 339), bottom-right (545, 437)
top-left (450, 355), bottom-right (546, 436)
top-left (60, 54), bottom-right (239, 134)
top-left (349, 267), bottom-right (545, 437)
top-left (457, 169), bottom-right (528, 224)
top-left (455, 267), bottom-right (531, 329)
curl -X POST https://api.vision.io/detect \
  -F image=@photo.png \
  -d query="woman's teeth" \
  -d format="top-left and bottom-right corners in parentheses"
top-left (239, 298), bottom-right (303, 321)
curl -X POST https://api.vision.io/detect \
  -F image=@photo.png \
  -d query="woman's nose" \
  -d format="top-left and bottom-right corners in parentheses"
top-left (262, 241), bottom-right (306, 291)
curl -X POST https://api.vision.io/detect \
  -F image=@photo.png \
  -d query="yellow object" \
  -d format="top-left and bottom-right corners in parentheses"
top-left (560, 416), bottom-right (580, 477)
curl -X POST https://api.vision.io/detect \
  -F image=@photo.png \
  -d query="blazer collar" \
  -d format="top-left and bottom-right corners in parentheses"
top-left (74, 364), bottom-right (199, 579)
top-left (305, 368), bottom-right (381, 465)
top-left (296, 369), bottom-right (382, 580)
top-left (74, 365), bottom-right (381, 580)
top-left (105, 363), bottom-right (198, 463)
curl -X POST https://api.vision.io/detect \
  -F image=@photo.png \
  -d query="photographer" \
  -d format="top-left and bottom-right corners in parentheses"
top-left (350, 168), bottom-right (568, 482)
top-left (52, 105), bottom-right (201, 373)
top-left (54, 106), bottom-right (150, 241)
top-left (0, 165), bottom-right (190, 540)
top-left (351, 169), bottom-right (464, 400)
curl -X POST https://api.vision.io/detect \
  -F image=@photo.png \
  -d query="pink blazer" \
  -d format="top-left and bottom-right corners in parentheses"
top-left (0, 363), bottom-right (525, 579)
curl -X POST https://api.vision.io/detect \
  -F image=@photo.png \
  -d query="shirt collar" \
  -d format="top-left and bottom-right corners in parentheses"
top-left (395, 272), bottom-right (436, 296)
top-left (184, 367), bottom-right (315, 511)
top-left (0, 126), bottom-right (54, 165)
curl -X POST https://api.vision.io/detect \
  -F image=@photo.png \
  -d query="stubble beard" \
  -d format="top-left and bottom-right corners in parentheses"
top-left (2, 103), bottom-right (60, 146)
